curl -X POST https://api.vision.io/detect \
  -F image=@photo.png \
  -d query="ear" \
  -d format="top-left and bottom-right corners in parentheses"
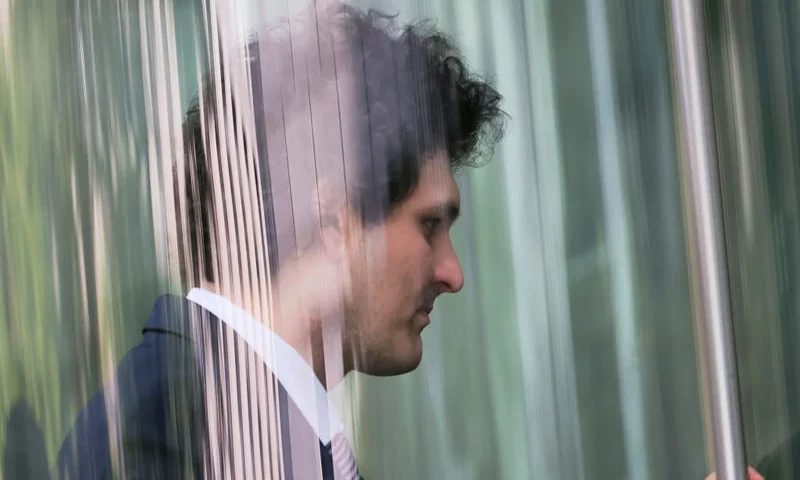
top-left (320, 219), bottom-right (345, 261)
top-left (321, 203), bottom-right (365, 261)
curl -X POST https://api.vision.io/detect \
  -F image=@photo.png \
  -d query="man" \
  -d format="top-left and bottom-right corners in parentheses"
top-left (53, 2), bottom-right (506, 478)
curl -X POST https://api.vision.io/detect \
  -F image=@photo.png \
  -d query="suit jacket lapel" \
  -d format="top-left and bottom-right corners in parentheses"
top-left (146, 294), bottom-right (336, 479)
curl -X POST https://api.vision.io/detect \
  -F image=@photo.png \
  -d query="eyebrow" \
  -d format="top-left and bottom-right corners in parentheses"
top-left (447, 202), bottom-right (461, 224)
top-left (435, 201), bottom-right (460, 225)
top-left (420, 199), bottom-right (461, 225)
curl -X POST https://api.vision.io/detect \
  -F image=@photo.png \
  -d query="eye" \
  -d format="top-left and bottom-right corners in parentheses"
top-left (420, 216), bottom-right (443, 238)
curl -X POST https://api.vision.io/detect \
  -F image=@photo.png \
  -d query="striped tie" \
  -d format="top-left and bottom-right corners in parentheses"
top-left (330, 432), bottom-right (359, 480)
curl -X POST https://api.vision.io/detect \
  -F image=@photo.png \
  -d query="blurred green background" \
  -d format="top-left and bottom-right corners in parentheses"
top-left (2, 0), bottom-right (800, 478)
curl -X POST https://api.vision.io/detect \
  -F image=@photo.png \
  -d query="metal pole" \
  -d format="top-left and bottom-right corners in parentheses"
top-left (666, 1), bottom-right (747, 479)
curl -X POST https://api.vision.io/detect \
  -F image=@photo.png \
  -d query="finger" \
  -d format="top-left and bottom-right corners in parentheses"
top-left (748, 466), bottom-right (765, 480)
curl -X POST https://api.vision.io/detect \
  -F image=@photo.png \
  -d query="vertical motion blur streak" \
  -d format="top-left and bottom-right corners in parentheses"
top-left (4, 0), bottom-right (800, 479)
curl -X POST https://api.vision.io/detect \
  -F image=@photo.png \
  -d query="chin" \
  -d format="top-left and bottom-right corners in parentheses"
top-left (362, 337), bottom-right (423, 377)
top-left (368, 358), bottom-right (421, 377)
top-left (395, 351), bottom-right (423, 375)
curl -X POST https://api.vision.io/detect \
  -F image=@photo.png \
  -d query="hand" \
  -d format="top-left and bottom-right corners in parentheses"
top-left (704, 466), bottom-right (764, 480)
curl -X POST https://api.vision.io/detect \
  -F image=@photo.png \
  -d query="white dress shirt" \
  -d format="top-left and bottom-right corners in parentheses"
top-left (186, 288), bottom-right (344, 445)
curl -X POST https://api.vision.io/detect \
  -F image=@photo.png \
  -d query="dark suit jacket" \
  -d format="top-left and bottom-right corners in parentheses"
top-left (53, 295), bottom-right (342, 479)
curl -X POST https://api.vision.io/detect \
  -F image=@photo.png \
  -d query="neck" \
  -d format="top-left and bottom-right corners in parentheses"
top-left (196, 253), bottom-right (349, 390)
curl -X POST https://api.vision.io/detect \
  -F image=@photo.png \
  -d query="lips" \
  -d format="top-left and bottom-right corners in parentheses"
top-left (419, 290), bottom-right (437, 316)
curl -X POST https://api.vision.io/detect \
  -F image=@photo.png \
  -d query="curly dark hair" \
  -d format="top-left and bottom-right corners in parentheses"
top-left (178, 2), bottom-right (507, 286)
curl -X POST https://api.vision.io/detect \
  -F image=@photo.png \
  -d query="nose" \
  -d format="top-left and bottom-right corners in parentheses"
top-left (434, 239), bottom-right (464, 293)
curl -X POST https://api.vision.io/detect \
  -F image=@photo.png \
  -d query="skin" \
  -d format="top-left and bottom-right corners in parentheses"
top-left (704, 466), bottom-right (763, 479)
top-left (341, 154), bottom-right (465, 377)
top-left (234, 151), bottom-right (464, 386)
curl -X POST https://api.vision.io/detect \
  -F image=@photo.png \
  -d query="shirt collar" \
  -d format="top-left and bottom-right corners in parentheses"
top-left (186, 288), bottom-right (344, 444)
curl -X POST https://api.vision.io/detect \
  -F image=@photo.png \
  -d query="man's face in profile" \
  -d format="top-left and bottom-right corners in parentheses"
top-left (343, 152), bottom-right (465, 376)
top-left (214, 4), bottom-right (504, 380)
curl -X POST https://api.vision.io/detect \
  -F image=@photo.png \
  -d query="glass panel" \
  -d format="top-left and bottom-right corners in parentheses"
top-left (709, 0), bottom-right (800, 478)
top-left (0, 0), bottom-right (723, 479)
top-left (343, 1), bottom-right (709, 479)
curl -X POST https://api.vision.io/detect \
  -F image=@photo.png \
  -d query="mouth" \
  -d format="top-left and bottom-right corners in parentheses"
top-left (416, 310), bottom-right (432, 330)
top-left (416, 293), bottom-right (437, 327)
top-left (417, 304), bottom-right (434, 328)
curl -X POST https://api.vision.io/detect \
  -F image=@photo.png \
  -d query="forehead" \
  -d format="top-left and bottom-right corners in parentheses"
top-left (403, 155), bottom-right (461, 211)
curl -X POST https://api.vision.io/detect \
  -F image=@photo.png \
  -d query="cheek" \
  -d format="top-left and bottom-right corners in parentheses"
top-left (388, 240), bottom-right (432, 304)
top-left (362, 222), bottom-right (432, 313)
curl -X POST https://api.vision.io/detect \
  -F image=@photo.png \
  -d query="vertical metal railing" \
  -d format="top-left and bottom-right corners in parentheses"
top-left (666, 0), bottom-right (748, 478)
